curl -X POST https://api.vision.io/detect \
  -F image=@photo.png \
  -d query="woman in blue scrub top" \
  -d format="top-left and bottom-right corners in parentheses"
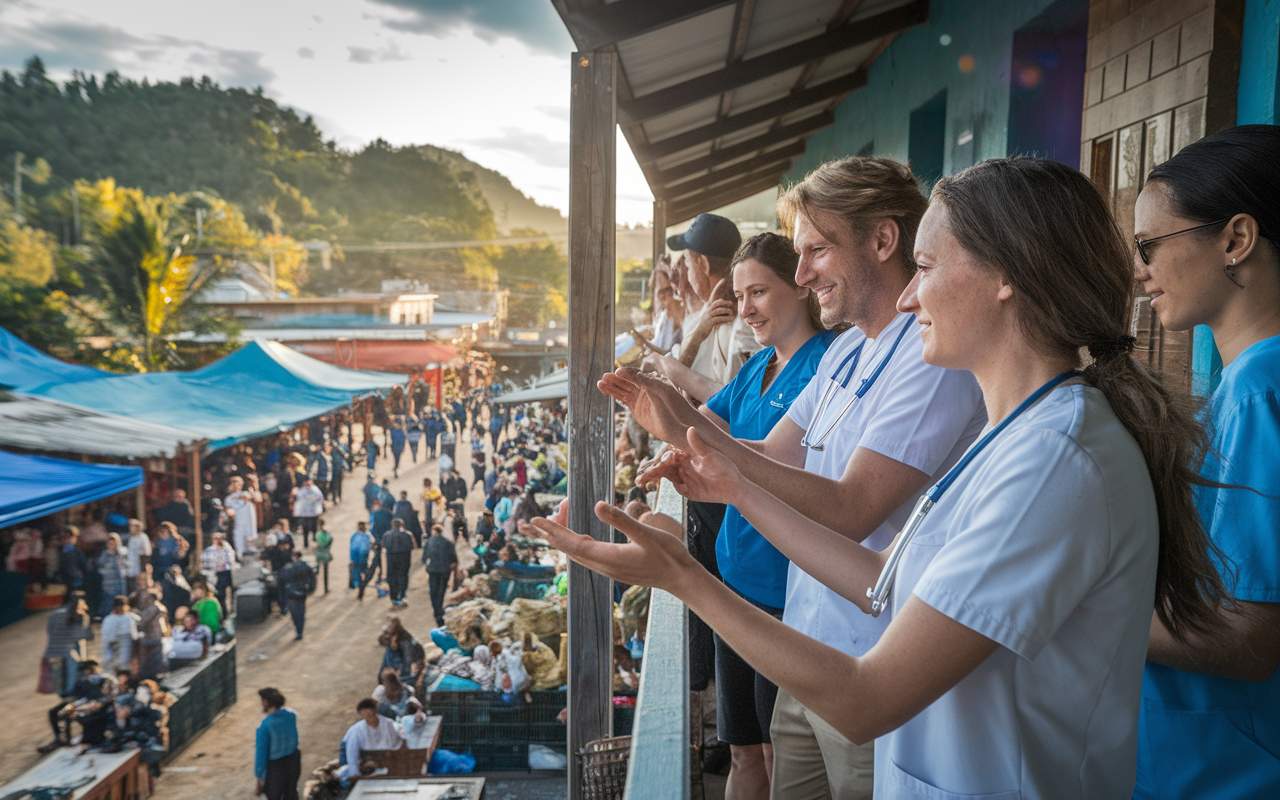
top-left (529, 158), bottom-right (1231, 799)
top-left (694, 232), bottom-right (836, 797)
top-left (1131, 125), bottom-right (1280, 798)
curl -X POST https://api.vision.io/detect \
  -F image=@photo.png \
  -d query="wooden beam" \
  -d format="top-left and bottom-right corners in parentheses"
top-left (662, 142), bottom-right (804, 200)
top-left (189, 448), bottom-right (203, 575)
top-left (653, 199), bottom-right (667, 263)
top-left (561, 0), bottom-right (735, 52)
top-left (635, 71), bottom-right (865, 164)
top-left (567, 49), bottom-right (617, 800)
top-left (618, 0), bottom-right (928, 124)
top-left (668, 173), bottom-right (783, 223)
top-left (656, 113), bottom-right (831, 186)
top-left (668, 164), bottom-right (791, 209)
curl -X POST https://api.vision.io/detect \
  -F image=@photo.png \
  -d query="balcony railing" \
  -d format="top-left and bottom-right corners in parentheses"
top-left (623, 478), bottom-right (691, 799)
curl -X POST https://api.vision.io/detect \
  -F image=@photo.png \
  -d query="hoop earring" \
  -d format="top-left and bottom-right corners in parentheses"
top-left (1225, 258), bottom-right (1246, 289)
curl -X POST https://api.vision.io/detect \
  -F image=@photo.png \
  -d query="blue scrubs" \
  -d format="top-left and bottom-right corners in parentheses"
top-left (705, 330), bottom-right (835, 608)
top-left (1136, 334), bottom-right (1280, 798)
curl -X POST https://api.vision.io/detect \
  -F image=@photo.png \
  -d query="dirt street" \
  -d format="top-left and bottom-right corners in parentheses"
top-left (0, 431), bottom-right (486, 798)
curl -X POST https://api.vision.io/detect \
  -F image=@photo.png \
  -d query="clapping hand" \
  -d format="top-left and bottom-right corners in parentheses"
top-left (666, 427), bottom-right (749, 505)
top-left (522, 502), bottom-right (700, 593)
top-left (598, 367), bottom-right (700, 445)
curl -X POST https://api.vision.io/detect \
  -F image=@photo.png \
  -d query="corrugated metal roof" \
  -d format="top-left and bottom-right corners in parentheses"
top-left (552, 0), bottom-right (928, 222)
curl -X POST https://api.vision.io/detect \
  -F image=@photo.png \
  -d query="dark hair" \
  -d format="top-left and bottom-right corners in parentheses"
top-left (112, 595), bottom-right (128, 610)
top-left (932, 157), bottom-right (1230, 641)
top-left (732, 231), bottom-right (824, 331)
top-left (356, 698), bottom-right (378, 713)
top-left (1146, 124), bottom-right (1280, 258)
top-left (258, 687), bottom-right (286, 709)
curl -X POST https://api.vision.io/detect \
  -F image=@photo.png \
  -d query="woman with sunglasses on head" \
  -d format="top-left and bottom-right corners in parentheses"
top-left (1131, 125), bottom-right (1280, 798)
top-left (528, 158), bottom-right (1229, 799)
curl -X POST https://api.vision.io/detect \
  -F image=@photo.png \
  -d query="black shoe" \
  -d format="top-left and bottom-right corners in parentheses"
top-left (38, 740), bottom-right (65, 754)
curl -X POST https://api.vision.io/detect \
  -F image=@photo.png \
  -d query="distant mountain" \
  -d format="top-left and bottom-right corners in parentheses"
top-left (417, 145), bottom-right (567, 236)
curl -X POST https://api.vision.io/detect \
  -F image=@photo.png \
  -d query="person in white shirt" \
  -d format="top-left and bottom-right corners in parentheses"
top-left (224, 476), bottom-right (261, 556)
top-left (99, 595), bottom-right (137, 675)
top-left (291, 478), bottom-right (325, 549)
top-left (169, 610), bottom-right (212, 662)
top-left (123, 519), bottom-right (151, 581)
top-left (604, 157), bottom-right (985, 798)
top-left (339, 698), bottom-right (404, 779)
top-left (542, 157), bottom-right (1230, 800)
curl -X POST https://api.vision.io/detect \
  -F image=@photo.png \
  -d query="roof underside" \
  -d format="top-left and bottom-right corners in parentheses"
top-left (552, 0), bottom-right (929, 224)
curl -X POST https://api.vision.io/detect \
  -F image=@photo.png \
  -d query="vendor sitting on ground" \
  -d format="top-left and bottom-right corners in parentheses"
top-left (40, 659), bottom-right (113, 753)
top-left (338, 698), bottom-right (404, 781)
top-left (169, 610), bottom-right (213, 665)
top-left (371, 667), bottom-right (414, 719)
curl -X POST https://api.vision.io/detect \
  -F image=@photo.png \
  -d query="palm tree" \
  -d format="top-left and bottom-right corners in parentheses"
top-left (86, 193), bottom-right (218, 369)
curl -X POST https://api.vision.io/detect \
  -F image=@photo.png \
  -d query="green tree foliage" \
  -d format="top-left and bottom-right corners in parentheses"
top-left (489, 230), bottom-right (567, 327)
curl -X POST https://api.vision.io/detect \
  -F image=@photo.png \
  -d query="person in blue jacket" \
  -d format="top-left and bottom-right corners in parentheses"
top-left (1132, 126), bottom-right (1280, 797)
top-left (389, 419), bottom-right (406, 478)
top-left (255, 687), bottom-right (299, 800)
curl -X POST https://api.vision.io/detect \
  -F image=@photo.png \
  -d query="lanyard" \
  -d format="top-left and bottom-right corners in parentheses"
top-left (866, 370), bottom-right (1080, 617)
top-left (801, 314), bottom-right (916, 452)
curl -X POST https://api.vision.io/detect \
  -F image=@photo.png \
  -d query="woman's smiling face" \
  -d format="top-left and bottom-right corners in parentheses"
top-left (733, 257), bottom-right (810, 348)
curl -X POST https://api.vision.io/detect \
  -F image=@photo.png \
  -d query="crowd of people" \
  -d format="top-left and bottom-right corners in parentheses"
top-left (530, 127), bottom-right (1280, 800)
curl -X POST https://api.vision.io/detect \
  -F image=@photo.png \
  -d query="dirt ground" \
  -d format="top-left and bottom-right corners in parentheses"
top-left (0, 430), bottom-right (490, 797)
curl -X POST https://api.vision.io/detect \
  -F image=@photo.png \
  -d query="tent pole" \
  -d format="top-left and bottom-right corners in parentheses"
top-left (566, 48), bottom-right (617, 800)
top-left (190, 448), bottom-right (202, 573)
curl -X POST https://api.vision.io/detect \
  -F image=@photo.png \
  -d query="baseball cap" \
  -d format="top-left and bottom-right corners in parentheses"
top-left (666, 213), bottom-right (742, 259)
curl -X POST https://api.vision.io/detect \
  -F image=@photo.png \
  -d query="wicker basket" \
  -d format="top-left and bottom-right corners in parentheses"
top-left (578, 735), bottom-right (631, 800)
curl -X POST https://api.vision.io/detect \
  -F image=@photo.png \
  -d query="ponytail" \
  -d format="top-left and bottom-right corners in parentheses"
top-left (934, 158), bottom-right (1231, 641)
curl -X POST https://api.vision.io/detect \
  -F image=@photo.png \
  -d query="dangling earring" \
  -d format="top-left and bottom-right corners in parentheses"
top-left (1225, 256), bottom-right (1245, 289)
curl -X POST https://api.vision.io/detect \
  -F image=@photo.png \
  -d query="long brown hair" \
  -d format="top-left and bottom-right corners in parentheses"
top-left (731, 232), bottom-right (824, 331)
top-left (932, 157), bottom-right (1230, 641)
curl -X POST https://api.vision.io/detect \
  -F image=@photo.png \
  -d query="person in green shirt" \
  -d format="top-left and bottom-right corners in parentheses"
top-left (314, 518), bottom-right (333, 594)
top-left (191, 582), bottom-right (223, 634)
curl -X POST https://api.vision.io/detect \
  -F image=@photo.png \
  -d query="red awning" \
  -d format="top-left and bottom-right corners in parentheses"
top-left (280, 340), bottom-right (460, 374)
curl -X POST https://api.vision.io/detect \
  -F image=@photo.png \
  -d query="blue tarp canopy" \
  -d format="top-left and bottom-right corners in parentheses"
top-left (0, 328), bottom-right (106, 390)
top-left (0, 451), bottom-right (143, 528)
top-left (16, 338), bottom-right (403, 452)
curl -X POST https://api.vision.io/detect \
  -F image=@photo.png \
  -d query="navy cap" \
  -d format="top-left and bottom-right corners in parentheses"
top-left (666, 214), bottom-right (742, 260)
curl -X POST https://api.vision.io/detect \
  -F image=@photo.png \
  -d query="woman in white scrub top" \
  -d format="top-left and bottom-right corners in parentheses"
top-left (528, 158), bottom-right (1230, 799)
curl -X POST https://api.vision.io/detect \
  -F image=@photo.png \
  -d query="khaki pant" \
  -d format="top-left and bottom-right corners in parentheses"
top-left (769, 689), bottom-right (874, 800)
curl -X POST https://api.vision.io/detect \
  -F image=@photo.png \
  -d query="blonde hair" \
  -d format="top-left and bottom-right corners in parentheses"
top-left (778, 156), bottom-right (928, 273)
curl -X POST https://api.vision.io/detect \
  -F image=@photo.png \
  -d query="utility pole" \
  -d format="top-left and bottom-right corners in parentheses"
top-left (13, 153), bottom-right (23, 224)
top-left (268, 249), bottom-right (277, 298)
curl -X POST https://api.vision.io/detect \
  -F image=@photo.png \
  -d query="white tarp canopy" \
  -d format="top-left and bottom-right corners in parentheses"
top-left (0, 392), bottom-right (203, 459)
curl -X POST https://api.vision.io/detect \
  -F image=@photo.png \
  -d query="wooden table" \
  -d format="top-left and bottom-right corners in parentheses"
top-left (0, 748), bottom-right (149, 800)
top-left (358, 716), bottom-right (444, 779)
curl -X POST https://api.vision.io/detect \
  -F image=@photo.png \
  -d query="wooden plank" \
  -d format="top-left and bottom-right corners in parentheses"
top-left (633, 71), bottom-right (866, 161)
top-left (618, 0), bottom-right (928, 124)
top-left (561, 0), bottom-right (736, 52)
top-left (655, 113), bottom-right (831, 186)
top-left (668, 174), bottom-right (784, 223)
top-left (189, 447), bottom-right (203, 568)
top-left (661, 143), bottom-right (803, 199)
top-left (623, 479), bottom-right (689, 800)
top-left (567, 48), bottom-right (618, 800)
top-left (653, 200), bottom-right (667, 264)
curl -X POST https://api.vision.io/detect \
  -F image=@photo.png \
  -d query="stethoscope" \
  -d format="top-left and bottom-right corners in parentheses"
top-left (866, 370), bottom-right (1080, 617)
top-left (800, 314), bottom-right (916, 451)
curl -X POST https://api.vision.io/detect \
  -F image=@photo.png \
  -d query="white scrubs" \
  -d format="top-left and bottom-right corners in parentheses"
top-left (879, 384), bottom-right (1159, 799)
top-left (783, 312), bottom-right (986, 656)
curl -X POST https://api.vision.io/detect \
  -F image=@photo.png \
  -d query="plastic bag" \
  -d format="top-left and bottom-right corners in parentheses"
top-left (428, 748), bottom-right (476, 774)
top-left (431, 674), bottom-right (482, 692)
top-left (528, 744), bottom-right (568, 770)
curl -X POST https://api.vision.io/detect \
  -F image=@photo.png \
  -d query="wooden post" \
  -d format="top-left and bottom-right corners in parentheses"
top-left (189, 448), bottom-right (203, 569)
top-left (567, 48), bottom-right (617, 800)
top-left (653, 199), bottom-right (666, 268)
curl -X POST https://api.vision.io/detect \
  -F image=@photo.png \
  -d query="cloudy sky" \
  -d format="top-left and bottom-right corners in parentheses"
top-left (0, 0), bottom-right (658, 224)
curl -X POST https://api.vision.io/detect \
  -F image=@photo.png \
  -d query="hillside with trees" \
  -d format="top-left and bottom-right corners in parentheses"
top-left (0, 56), bottom-right (567, 368)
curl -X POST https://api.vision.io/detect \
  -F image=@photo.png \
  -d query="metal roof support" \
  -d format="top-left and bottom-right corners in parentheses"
top-left (566, 48), bottom-right (616, 800)
top-left (656, 112), bottom-right (833, 186)
top-left (559, 0), bottom-right (736, 52)
top-left (668, 173), bottom-right (783, 223)
top-left (661, 142), bottom-right (804, 200)
top-left (634, 70), bottom-right (867, 164)
top-left (618, 0), bottom-right (928, 123)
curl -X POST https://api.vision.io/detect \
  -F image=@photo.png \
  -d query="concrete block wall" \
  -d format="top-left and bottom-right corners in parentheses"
top-left (1080, 0), bottom-right (1244, 391)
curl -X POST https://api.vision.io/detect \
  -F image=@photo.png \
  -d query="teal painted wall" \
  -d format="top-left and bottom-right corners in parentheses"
top-left (784, 0), bottom-right (1067, 184)
top-left (1192, 0), bottom-right (1280, 395)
